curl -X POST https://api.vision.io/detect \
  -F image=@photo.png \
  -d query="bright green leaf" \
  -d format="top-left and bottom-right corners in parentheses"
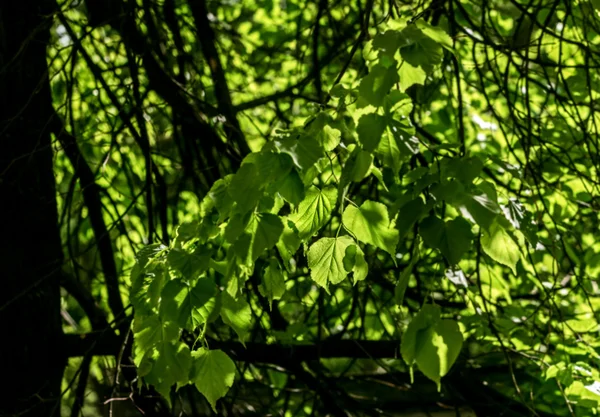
top-left (317, 125), bottom-right (341, 151)
top-left (220, 292), bottom-right (252, 343)
top-left (307, 236), bottom-right (355, 289)
top-left (190, 348), bottom-right (236, 412)
top-left (399, 61), bottom-right (427, 91)
top-left (343, 244), bottom-right (369, 284)
top-left (289, 186), bottom-right (337, 239)
top-left (401, 304), bottom-right (463, 389)
top-left (259, 259), bottom-right (286, 309)
top-left (343, 200), bottom-right (399, 256)
top-left (415, 20), bottom-right (453, 50)
top-left (481, 220), bottom-right (520, 274)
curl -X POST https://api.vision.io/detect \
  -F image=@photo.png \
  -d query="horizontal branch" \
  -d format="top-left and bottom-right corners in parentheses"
top-left (212, 338), bottom-right (401, 363)
top-left (63, 333), bottom-right (400, 362)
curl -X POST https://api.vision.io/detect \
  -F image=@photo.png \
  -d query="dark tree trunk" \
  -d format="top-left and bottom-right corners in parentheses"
top-left (0, 1), bottom-right (65, 415)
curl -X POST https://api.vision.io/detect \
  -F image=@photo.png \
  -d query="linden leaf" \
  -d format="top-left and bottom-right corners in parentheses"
top-left (308, 236), bottom-right (355, 289)
top-left (481, 219), bottom-right (520, 274)
top-left (289, 186), bottom-right (337, 239)
top-left (342, 201), bottom-right (399, 256)
top-left (190, 348), bottom-right (236, 412)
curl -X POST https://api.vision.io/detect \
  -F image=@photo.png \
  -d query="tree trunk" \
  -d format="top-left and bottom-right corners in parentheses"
top-left (0, 1), bottom-right (65, 415)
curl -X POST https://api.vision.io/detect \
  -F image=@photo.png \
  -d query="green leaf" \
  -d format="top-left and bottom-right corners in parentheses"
top-left (401, 304), bottom-right (463, 389)
top-left (384, 90), bottom-right (413, 117)
top-left (372, 30), bottom-right (402, 56)
top-left (502, 198), bottom-right (537, 244)
top-left (132, 315), bottom-right (183, 392)
top-left (159, 277), bottom-right (216, 329)
top-left (195, 292), bottom-right (221, 325)
top-left (443, 156), bottom-right (483, 183)
top-left (342, 148), bottom-right (373, 184)
top-left (317, 124), bottom-right (341, 151)
top-left (289, 186), bottom-right (337, 239)
top-left (131, 244), bottom-right (166, 278)
top-left (133, 315), bottom-right (179, 361)
top-left (370, 166), bottom-right (389, 191)
top-left (201, 176), bottom-right (233, 220)
top-left (389, 120), bottom-right (420, 156)
top-left (399, 61), bottom-right (427, 91)
top-left (233, 212), bottom-right (284, 266)
top-left (220, 292), bottom-right (252, 343)
top-left (401, 304), bottom-right (441, 366)
top-left (396, 198), bottom-right (427, 238)
top-left (375, 123), bottom-right (419, 174)
top-left (359, 64), bottom-right (399, 107)
top-left (276, 135), bottom-right (324, 171)
top-left (146, 341), bottom-right (192, 403)
top-left (131, 261), bottom-right (166, 314)
top-left (419, 216), bottom-right (472, 265)
top-left (228, 162), bottom-right (263, 212)
top-left (307, 236), bottom-right (355, 289)
top-left (259, 259), bottom-right (286, 309)
top-left (276, 168), bottom-right (305, 206)
top-left (503, 198), bottom-right (527, 229)
top-left (190, 348), bottom-right (236, 412)
top-left (228, 152), bottom-right (295, 214)
top-left (416, 319), bottom-right (463, 388)
top-left (167, 247), bottom-right (211, 279)
top-left (430, 180), bottom-right (466, 204)
top-left (415, 20), bottom-right (453, 50)
top-left (175, 221), bottom-right (199, 243)
top-left (244, 151), bottom-right (293, 183)
top-left (376, 130), bottom-right (402, 174)
top-left (459, 192), bottom-right (500, 230)
top-left (481, 220), bottom-right (520, 274)
top-left (342, 200), bottom-right (399, 256)
top-left (276, 219), bottom-right (302, 268)
top-left (343, 244), bottom-right (369, 284)
top-left (399, 26), bottom-right (443, 73)
top-left (357, 113), bottom-right (387, 152)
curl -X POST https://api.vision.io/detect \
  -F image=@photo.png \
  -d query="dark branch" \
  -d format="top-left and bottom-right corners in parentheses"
top-left (188, 0), bottom-right (250, 155)
top-left (64, 333), bottom-right (400, 361)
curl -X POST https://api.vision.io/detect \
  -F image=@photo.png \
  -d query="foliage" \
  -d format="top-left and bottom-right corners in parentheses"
top-left (38, 0), bottom-right (600, 415)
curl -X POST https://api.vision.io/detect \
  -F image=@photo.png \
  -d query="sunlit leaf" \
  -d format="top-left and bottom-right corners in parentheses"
top-left (308, 236), bottom-right (355, 289)
top-left (343, 200), bottom-right (399, 256)
top-left (481, 219), bottom-right (520, 274)
top-left (190, 348), bottom-right (236, 412)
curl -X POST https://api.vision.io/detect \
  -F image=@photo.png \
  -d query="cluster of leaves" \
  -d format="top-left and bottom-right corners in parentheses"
top-left (129, 17), bottom-right (542, 409)
top-left (45, 0), bottom-right (600, 413)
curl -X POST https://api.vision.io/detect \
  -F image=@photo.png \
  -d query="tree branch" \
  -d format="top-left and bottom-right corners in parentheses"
top-left (60, 272), bottom-right (111, 332)
top-left (188, 0), bottom-right (249, 154)
top-left (64, 333), bottom-right (400, 361)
